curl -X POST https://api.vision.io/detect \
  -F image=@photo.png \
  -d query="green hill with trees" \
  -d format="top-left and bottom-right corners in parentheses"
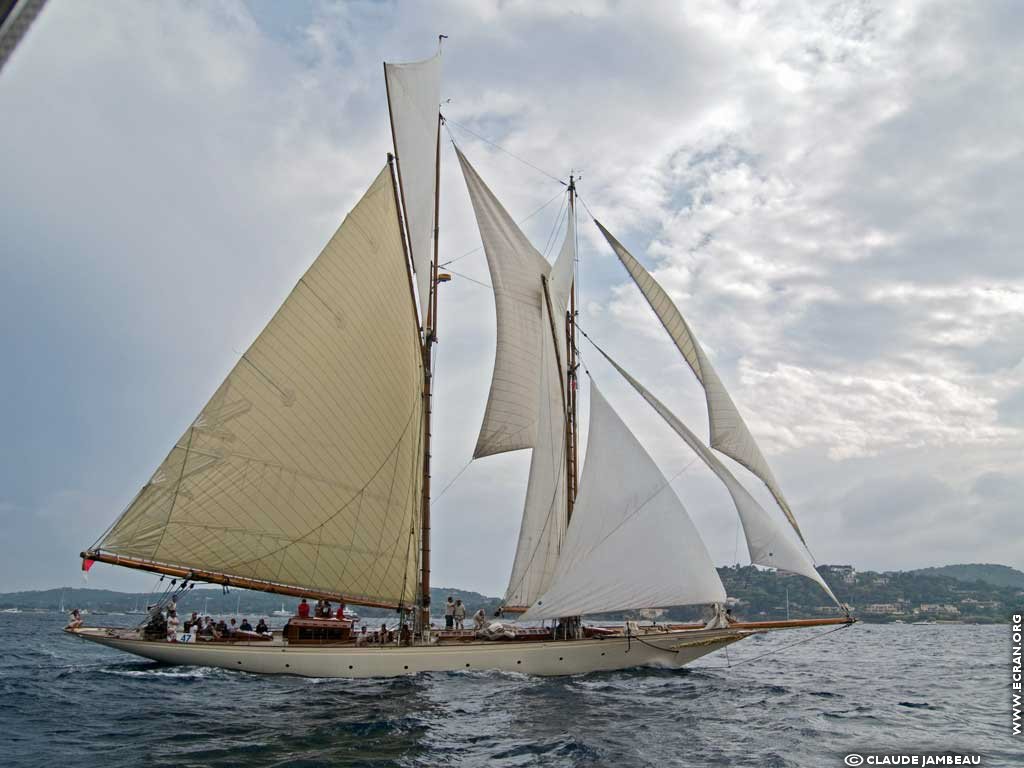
top-left (2, 564), bottom-right (1020, 624)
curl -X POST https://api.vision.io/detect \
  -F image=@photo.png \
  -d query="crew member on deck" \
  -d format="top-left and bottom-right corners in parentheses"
top-left (378, 622), bottom-right (389, 645)
top-left (323, 601), bottom-right (332, 618)
top-left (66, 608), bottom-right (82, 630)
top-left (473, 608), bottom-right (486, 630)
top-left (298, 599), bottom-right (310, 618)
top-left (444, 596), bottom-right (455, 629)
top-left (256, 618), bottom-right (269, 635)
top-left (239, 618), bottom-right (253, 632)
top-left (453, 599), bottom-right (466, 630)
top-left (336, 601), bottom-right (346, 621)
top-left (166, 610), bottom-right (180, 640)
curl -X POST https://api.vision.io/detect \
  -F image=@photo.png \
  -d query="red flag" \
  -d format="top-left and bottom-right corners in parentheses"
top-left (82, 558), bottom-right (96, 572)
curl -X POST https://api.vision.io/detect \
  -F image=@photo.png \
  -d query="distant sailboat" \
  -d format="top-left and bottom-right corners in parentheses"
top-left (272, 604), bottom-right (291, 618)
top-left (65, 41), bottom-right (852, 677)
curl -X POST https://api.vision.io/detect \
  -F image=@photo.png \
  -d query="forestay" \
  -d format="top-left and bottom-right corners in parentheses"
top-left (93, 167), bottom-right (425, 608)
top-left (595, 221), bottom-right (805, 544)
top-left (456, 147), bottom-right (553, 457)
top-left (385, 50), bottom-right (441, 324)
top-left (596, 347), bottom-right (840, 605)
top-left (522, 383), bottom-right (726, 621)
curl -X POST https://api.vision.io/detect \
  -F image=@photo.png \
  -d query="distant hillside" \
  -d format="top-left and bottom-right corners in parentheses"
top-left (2, 564), bottom-right (1020, 624)
top-left (911, 564), bottom-right (1024, 589)
top-left (0, 586), bottom-right (503, 623)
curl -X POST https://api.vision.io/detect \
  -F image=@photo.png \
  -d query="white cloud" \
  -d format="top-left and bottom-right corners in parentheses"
top-left (0, 0), bottom-right (1021, 595)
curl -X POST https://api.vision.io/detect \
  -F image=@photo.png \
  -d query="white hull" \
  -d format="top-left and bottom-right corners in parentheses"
top-left (68, 626), bottom-right (752, 678)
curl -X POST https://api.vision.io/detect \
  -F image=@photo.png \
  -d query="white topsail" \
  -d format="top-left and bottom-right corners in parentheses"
top-left (522, 383), bottom-right (726, 621)
top-left (595, 221), bottom-right (805, 544)
top-left (94, 167), bottom-right (425, 607)
top-left (456, 147), bottom-right (554, 458)
top-left (548, 211), bottom-right (575, 367)
top-left (595, 347), bottom-right (839, 605)
top-left (385, 50), bottom-right (442, 324)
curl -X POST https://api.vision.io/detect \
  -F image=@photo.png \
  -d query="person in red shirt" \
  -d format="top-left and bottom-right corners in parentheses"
top-left (336, 602), bottom-right (346, 621)
top-left (297, 598), bottom-right (310, 618)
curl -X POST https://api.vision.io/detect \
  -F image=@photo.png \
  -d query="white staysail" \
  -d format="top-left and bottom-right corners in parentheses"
top-left (595, 221), bottom-right (804, 544)
top-left (595, 348), bottom-right (840, 604)
top-left (385, 50), bottom-right (441, 324)
top-left (456, 147), bottom-right (553, 457)
top-left (504, 299), bottom-right (568, 608)
top-left (522, 383), bottom-right (726, 621)
top-left (94, 167), bottom-right (425, 608)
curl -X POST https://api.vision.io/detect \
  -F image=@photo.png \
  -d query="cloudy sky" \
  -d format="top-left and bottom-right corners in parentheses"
top-left (1, 0), bottom-right (1021, 596)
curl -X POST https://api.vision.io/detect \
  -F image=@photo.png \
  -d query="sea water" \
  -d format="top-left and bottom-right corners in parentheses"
top-left (0, 613), bottom-right (1017, 767)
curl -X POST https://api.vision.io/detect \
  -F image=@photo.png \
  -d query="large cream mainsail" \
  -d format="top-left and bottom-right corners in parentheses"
top-left (385, 51), bottom-right (441, 325)
top-left (92, 166), bottom-right (425, 608)
top-left (595, 221), bottom-right (805, 544)
top-left (594, 346), bottom-right (839, 604)
top-left (455, 147), bottom-right (553, 458)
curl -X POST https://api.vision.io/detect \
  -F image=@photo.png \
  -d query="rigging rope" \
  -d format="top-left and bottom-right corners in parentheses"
top-left (443, 116), bottom-right (567, 187)
top-left (440, 188), bottom-right (565, 268)
top-left (699, 621), bottom-right (855, 669)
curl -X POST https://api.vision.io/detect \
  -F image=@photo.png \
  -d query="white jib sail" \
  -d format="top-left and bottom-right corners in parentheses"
top-left (95, 166), bottom-right (424, 607)
top-left (385, 50), bottom-right (441, 325)
top-left (522, 382), bottom-right (726, 621)
top-left (597, 349), bottom-right (840, 605)
top-left (595, 220), bottom-right (805, 544)
top-left (503, 298), bottom-right (568, 608)
top-left (456, 147), bottom-right (553, 457)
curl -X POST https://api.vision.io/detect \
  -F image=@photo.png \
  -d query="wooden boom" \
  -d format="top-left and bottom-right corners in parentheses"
top-left (80, 550), bottom-right (401, 610)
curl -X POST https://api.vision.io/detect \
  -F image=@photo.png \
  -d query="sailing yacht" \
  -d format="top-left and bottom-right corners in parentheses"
top-left (65, 44), bottom-right (851, 677)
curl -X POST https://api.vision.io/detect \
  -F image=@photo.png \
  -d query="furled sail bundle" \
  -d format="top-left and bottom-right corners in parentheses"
top-left (595, 221), bottom-right (804, 544)
top-left (456, 147), bottom-right (555, 457)
top-left (593, 346), bottom-right (839, 605)
top-left (385, 50), bottom-right (441, 324)
top-left (89, 167), bottom-right (425, 608)
top-left (522, 383), bottom-right (726, 621)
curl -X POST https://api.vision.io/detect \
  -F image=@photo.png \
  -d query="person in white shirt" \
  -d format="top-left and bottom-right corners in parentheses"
top-left (166, 610), bottom-right (180, 641)
top-left (444, 596), bottom-right (455, 630)
top-left (453, 599), bottom-right (466, 630)
top-left (473, 608), bottom-right (487, 630)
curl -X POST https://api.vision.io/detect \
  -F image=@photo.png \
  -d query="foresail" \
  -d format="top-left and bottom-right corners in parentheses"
top-left (385, 51), bottom-right (441, 324)
top-left (456, 147), bottom-right (553, 457)
top-left (522, 383), bottom-right (726, 621)
top-left (597, 349), bottom-right (839, 605)
top-left (503, 299), bottom-right (568, 609)
top-left (94, 166), bottom-right (424, 608)
top-left (595, 221), bottom-right (805, 544)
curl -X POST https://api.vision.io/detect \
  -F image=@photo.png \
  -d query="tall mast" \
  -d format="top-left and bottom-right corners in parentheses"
top-left (419, 110), bottom-right (442, 632)
top-left (565, 175), bottom-right (579, 523)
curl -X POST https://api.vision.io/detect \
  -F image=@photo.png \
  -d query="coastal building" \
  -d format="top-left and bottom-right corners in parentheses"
top-left (915, 604), bottom-right (960, 616)
top-left (862, 603), bottom-right (902, 615)
top-left (820, 565), bottom-right (857, 584)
